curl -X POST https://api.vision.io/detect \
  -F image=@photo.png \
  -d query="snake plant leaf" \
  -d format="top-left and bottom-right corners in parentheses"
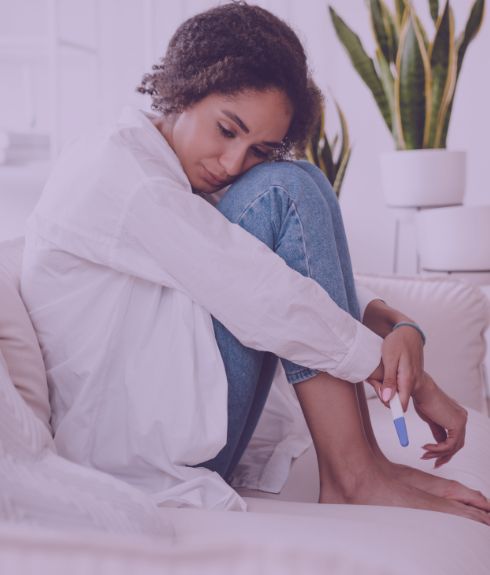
top-left (439, 0), bottom-right (485, 145)
top-left (394, 0), bottom-right (407, 28)
top-left (334, 98), bottom-right (350, 164)
top-left (306, 110), bottom-right (324, 168)
top-left (331, 99), bottom-right (351, 196)
top-left (414, 13), bottom-right (429, 49)
top-left (428, 1), bottom-right (456, 148)
top-left (376, 47), bottom-right (403, 148)
top-left (456, 0), bottom-right (485, 77)
top-left (304, 99), bottom-right (351, 197)
top-left (318, 107), bottom-right (334, 179)
top-left (383, 1), bottom-right (400, 60)
top-left (370, 0), bottom-right (397, 64)
top-left (395, 10), bottom-right (432, 149)
top-left (320, 135), bottom-right (335, 182)
top-left (329, 6), bottom-right (393, 133)
top-left (304, 135), bottom-right (317, 167)
top-left (429, 0), bottom-right (439, 23)
top-left (333, 147), bottom-right (351, 197)
top-left (380, 0), bottom-right (399, 61)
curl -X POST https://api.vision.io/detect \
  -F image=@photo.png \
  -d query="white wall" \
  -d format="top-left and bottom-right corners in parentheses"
top-left (0, 0), bottom-right (488, 273)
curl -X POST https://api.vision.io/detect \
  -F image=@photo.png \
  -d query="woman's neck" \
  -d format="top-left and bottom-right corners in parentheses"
top-left (152, 115), bottom-right (175, 151)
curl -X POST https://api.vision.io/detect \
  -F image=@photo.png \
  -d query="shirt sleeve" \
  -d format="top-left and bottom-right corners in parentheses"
top-left (108, 179), bottom-right (382, 383)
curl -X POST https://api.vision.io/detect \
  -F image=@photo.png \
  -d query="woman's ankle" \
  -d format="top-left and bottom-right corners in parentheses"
top-left (318, 459), bottom-right (386, 504)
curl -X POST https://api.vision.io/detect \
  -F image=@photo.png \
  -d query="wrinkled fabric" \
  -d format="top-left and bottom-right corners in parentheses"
top-left (20, 107), bottom-right (382, 510)
top-left (0, 349), bottom-right (169, 535)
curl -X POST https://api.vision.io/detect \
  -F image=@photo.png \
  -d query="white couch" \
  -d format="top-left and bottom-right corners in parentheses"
top-left (1, 238), bottom-right (489, 575)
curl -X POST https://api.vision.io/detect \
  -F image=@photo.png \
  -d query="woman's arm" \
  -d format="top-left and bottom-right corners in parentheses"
top-left (362, 297), bottom-right (469, 466)
top-left (30, 167), bottom-right (384, 384)
top-left (362, 298), bottom-right (414, 338)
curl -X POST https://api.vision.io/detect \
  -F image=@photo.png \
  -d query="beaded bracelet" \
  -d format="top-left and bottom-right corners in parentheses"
top-left (392, 321), bottom-right (426, 346)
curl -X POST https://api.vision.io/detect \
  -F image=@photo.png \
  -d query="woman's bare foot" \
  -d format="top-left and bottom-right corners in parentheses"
top-left (320, 469), bottom-right (490, 527)
top-left (375, 457), bottom-right (490, 512)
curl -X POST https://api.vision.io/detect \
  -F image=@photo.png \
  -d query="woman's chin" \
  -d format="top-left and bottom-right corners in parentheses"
top-left (191, 178), bottom-right (220, 194)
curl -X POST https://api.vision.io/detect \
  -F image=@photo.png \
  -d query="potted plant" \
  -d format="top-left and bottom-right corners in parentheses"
top-left (305, 98), bottom-right (351, 198)
top-left (329, 0), bottom-right (485, 208)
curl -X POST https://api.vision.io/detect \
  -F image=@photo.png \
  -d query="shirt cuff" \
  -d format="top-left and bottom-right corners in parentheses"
top-left (331, 322), bottom-right (383, 383)
top-left (355, 283), bottom-right (385, 322)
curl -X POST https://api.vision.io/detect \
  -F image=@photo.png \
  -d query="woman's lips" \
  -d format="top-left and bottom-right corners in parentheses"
top-left (202, 166), bottom-right (227, 187)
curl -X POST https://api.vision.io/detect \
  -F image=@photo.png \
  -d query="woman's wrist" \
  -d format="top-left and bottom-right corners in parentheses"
top-left (363, 299), bottom-right (413, 339)
top-left (392, 321), bottom-right (426, 346)
top-left (412, 371), bottom-right (435, 401)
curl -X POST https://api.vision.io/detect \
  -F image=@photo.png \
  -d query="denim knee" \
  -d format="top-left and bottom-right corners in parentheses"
top-left (219, 161), bottom-right (330, 216)
top-left (216, 161), bottom-right (356, 386)
top-left (218, 161), bottom-right (352, 308)
top-left (293, 160), bottom-right (343, 220)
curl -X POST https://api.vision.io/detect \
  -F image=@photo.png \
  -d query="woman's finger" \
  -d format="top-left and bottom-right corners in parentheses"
top-left (422, 439), bottom-right (465, 461)
top-left (443, 482), bottom-right (490, 512)
top-left (434, 454), bottom-right (453, 468)
top-left (422, 438), bottom-right (458, 453)
top-left (395, 366), bottom-right (413, 412)
top-left (427, 420), bottom-right (447, 444)
top-left (366, 379), bottom-right (389, 408)
top-left (380, 355), bottom-right (398, 404)
top-left (421, 451), bottom-right (450, 460)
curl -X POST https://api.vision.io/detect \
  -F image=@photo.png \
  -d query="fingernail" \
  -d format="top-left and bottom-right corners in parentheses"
top-left (382, 388), bottom-right (392, 402)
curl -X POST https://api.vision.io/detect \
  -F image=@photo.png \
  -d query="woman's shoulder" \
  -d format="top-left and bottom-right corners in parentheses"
top-left (108, 106), bottom-right (189, 187)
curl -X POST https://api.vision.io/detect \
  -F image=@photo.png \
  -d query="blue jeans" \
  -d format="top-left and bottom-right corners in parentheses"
top-left (197, 161), bottom-right (361, 481)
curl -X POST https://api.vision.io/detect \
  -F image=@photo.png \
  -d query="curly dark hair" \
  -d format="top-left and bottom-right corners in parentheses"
top-left (137, 1), bottom-right (323, 158)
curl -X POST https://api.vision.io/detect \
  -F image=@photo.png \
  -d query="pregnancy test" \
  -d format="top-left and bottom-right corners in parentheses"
top-left (390, 393), bottom-right (409, 447)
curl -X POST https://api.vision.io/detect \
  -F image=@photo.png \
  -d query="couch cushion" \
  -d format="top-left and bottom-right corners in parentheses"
top-left (355, 274), bottom-right (490, 413)
top-left (0, 238), bottom-right (50, 429)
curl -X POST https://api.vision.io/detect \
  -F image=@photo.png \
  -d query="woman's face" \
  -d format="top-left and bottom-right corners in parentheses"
top-left (158, 89), bottom-right (293, 193)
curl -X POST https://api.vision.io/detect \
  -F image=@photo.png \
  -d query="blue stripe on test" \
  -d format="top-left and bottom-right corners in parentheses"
top-left (393, 417), bottom-right (409, 447)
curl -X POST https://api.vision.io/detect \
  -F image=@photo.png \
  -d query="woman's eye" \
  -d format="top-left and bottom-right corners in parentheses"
top-left (252, 147), bottom-right (269, 159)
top-left (218, 123), bottom-right (235, 138)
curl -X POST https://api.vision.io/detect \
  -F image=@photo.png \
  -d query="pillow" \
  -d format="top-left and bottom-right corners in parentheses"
top-left (0, 238), bottom-right (50, 430)
top-left (355, 273), bottom-right (490, 413)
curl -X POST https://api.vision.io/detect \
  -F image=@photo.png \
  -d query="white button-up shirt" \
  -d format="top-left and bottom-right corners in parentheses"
top-left (21, 107), bottom-right (382, 510)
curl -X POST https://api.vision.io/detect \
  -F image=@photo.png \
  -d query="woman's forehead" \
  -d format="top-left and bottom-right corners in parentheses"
top-left (202, 90), bottom-right (293, 136)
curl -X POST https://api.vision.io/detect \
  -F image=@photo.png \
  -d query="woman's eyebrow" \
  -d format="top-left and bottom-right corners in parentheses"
top-left (221, 110), bottom-right (283, 148)
top-left (222, 110), bottom-right (249, 133)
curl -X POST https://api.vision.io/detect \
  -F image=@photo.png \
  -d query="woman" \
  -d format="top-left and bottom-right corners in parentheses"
top-left (21, 2), bottom-right (489, 523)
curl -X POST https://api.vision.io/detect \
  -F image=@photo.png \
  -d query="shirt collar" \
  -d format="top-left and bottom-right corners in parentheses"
top-left (117, 106), bottom-right (190, 191)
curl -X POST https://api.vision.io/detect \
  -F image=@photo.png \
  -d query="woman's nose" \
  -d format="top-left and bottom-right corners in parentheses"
top-left (219, 146), bottom-right (247, 177)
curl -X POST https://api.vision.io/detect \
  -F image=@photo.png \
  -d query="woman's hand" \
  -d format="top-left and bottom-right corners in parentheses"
top-left (366, 324), bottom-right (424, 411)
top-left (362, 301), bottom-right (467, 468)
top-left (379, 325), bottom-right (424, 410)
top-left (412, 372), bottom-right (468, 467)
top-left (362, 300), bottom-right (424, 410)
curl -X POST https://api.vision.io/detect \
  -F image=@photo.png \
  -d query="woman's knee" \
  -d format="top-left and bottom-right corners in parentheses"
top-left (218, 161), bottom-right (333, 221)
top-left (293, 160), bottom-right (342, 219)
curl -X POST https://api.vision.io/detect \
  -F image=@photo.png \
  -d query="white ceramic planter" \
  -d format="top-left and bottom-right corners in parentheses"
top-left (416, 206), bottom-right (490, 271)
top-left (380, 149), bottom-right (466, 208)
